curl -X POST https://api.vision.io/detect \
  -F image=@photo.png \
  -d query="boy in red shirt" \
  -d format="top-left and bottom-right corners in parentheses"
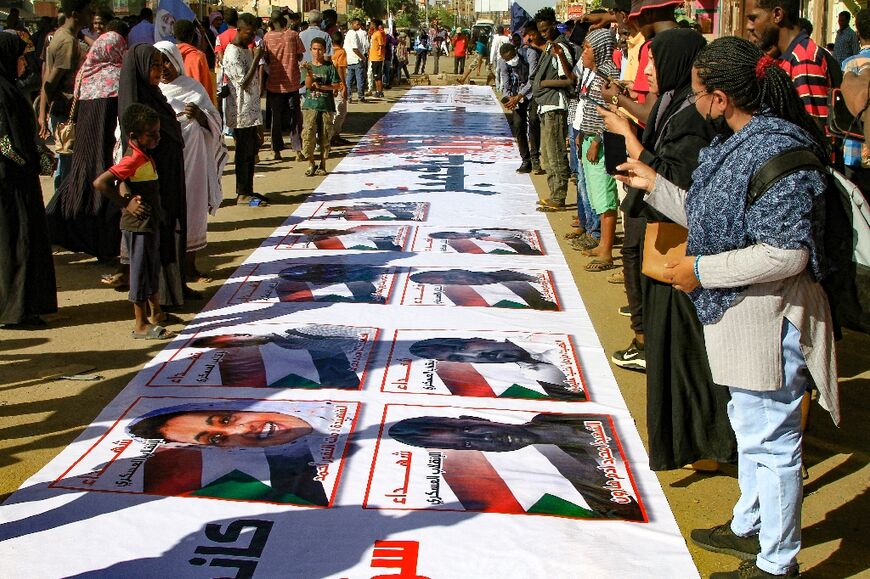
top-left (94, 103), bottom-right (172, 340)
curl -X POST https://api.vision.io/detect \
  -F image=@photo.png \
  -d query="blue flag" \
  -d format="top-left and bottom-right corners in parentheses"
top-left (155, 0), bottom-right (196, 43)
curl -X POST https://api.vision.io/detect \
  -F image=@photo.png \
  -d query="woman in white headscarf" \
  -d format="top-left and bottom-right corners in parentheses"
top-left (154, 40), bottom-right (227, 283)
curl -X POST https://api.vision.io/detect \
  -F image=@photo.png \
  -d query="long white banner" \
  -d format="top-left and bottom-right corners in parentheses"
top-left (0, 86), bottom-right (699, 578)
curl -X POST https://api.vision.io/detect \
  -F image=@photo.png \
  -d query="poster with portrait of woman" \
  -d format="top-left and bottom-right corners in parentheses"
top-left (275, 224), bottom-right (413, 252)
top-left (147, 323), bottom-right (378, 390)
top-left (364, 405), bottom-right (645, 521)
top-left (225, 263), bottom-right (398, 305)
top-left (400, 268), bottom-right (560, 310)
top-left (50, 398), bottom-right (359, 508)
top-left (411, 228), bottom-right (544, 255)
top-left (381, 330), bottom-right (587, 401)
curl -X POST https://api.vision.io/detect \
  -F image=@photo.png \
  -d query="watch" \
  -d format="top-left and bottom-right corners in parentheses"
top-left (611, 94), bottom-right (620, 105)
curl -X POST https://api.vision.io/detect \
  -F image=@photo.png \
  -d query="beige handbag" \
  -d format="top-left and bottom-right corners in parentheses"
top-left (641, 221), bottom-right (688, 283)
top-left (54, 93), bottom-right (78, 155)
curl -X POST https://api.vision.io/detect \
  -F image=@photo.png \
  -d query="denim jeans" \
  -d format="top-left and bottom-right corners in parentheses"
top-left (727, 319), bottom-right (807, 576)
top-left (346, 62), bottom-right (365, 99)
top-left (567, 122), bottom-right (579, 176)
top-left (49, 113), bottom-right (72, 193)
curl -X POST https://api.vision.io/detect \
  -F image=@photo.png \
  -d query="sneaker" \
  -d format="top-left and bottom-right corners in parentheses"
top-left (611, 339), bottom-right (646, 371)
top-left (618, 305), bottom-right (631, 317)
top-left (691, 522), bottom-right (761, 561)
top-left (516, 162), bottom-right (532, 173)
top-left (710, 560), bottom-right (799, 579)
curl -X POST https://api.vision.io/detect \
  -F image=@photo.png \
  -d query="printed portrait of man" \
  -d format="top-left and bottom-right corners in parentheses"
top-left (387, 414), bottom-right (643, 521)
top-left (408, 269), bottom-right (558, 310)
top-left (287, 226), bottom-right (404, 251)
top-left (407, 337), bottom-right (585, 401)
top-left (186, 326), bottom-right (370, 389)
top-left (275, 264), bottom-right (392, 303)
top-left (126, 401), bottom-right (351, 507)
top-left (426, 228), bottom-right (542, 255)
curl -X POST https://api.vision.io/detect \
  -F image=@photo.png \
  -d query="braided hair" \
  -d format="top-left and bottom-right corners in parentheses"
top-left (693, 36), bottom-right (829, 155)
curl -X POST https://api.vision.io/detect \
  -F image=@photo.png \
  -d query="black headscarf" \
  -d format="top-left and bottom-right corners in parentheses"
top-left (641, 28), bottom-right (707, 149)
top-left (0, 33), bottom-right (37, 168)
top-left (118, 43), bottom-right (183, 149)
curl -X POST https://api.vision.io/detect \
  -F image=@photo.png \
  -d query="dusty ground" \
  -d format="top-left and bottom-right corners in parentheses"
top-left (1, 71), bottom-right (868, 578)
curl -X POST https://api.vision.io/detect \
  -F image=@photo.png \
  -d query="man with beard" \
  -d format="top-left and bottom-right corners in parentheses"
top-left (745, 0), bottom-right (830, 125)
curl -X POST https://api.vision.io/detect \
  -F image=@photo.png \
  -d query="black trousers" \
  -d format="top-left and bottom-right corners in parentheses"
top-left (234, 126), bottom-right (258, 197)
top-left (527, 98), bottom-right (541, 166)
top-left (454, 56), bottom-right (465, 74)
top-left (509, 100), bottom-right (531, 163)
top-left (266, 90), bottom-right (300, 153)
top-left (622, 214), bottom-right (646, 334)
top-left (414, 52), bottom-right (427, 74)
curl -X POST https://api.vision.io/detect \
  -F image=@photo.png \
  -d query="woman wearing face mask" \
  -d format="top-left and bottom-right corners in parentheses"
top-left (617, 36), bottom-right (837, 579)
top-left (599, 28), bottom-right (736, 474)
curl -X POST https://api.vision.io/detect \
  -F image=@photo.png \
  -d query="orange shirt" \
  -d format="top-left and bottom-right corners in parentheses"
top-left (178, 42), bottom-right (216, 105)
top-left (369, 29), bottom-right (386, 62)
top-left (332, 46), bottom-right (347, 68)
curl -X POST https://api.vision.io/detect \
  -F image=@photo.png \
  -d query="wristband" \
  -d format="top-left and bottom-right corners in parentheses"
top-left (693, 255), bottom-right (702, 286)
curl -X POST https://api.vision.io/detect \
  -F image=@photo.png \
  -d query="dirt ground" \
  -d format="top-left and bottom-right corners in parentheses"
top-left (1, 75), bottom-right (868, 578)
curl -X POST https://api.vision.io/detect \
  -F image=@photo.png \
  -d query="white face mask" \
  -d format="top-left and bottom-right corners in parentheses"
top-left (507, 56), bottom-right (520, 67)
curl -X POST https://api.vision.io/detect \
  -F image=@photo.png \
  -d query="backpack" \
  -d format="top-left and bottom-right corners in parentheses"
top-left (748, 149), bottom-right (870, 335)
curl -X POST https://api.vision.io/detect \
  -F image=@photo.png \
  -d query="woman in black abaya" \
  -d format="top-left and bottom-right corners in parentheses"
top-left (601, 28), bottom-right (736, 471)
top-left (0, 34), bottom-right (57, 326)
top-left (118, 43), bottom-right (193, 307)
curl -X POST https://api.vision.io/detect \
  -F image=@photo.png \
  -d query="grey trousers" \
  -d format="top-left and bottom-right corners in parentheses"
top-left (539, 109), bottom-right (569, 204)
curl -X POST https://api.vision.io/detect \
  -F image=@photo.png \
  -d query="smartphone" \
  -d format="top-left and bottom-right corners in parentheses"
top-left (603, 131), bottom-right (628, 176)
top-left (577, 91), bottom-right (606, 108)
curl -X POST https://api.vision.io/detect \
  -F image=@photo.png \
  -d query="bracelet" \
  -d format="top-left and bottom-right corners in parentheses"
top-left (693, 255), bottom-right (702, 286)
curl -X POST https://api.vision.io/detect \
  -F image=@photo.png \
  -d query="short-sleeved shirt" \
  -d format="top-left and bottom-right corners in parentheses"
top-left (300, 25), bottom-right (332, 58)
top-left (369, 29), bottom-right (386, 62)
top-left (45, 27), bottom-right (79, 103)
top-left (631, 40), bottom-right (651, 104)
top-left (223, 43), bottom-right (263, 128)
top-left (263, 28), bottom-right (305, 93)
top-left (109, 143), bottom-right (161, 233)
top-left (302, 62), bottom-right (339, 112)
top-left (332, 46), bottom-right (347, 69)
top-left (343, 28), bottom-right (366, 65)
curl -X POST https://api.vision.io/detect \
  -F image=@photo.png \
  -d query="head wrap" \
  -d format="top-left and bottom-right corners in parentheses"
top-left (649, 28), bottom-right (707, 94)
top-left (0, 33), bottom-right (37, 168)
top-left (75, 31), bottom-right (127, 100)
top-left (209, 12), bottom-right (222, 26)
top-left (118, 44), bottom-right (183, 148)
top-left (154, 40), bottom-right (185, 78)
top-left (586, 28), bottom-right (615, 71)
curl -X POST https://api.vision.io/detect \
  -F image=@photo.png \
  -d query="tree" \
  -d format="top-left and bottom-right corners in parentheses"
top-left (427, 5), bottom-right (455, 29)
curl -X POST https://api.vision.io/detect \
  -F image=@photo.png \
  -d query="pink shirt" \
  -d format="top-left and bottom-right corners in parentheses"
top-left (263, 28), bottom-right (305, 93)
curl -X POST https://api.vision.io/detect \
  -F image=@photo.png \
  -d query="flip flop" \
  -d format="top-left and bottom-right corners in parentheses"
top-left (585, 259), bottom-right (617, 272)
top-left (315, 168), bottom-right (328, 176)
top-left (132, 325), bottom-right (174, 340)
top-left (304, 166), bottom-right (316, 176)
top-left (247, 197), bottom-right (268, 207)
top-left (100, 272), bottom-right (128, 288)
top-left (564, 229), bottom-right (586, 240)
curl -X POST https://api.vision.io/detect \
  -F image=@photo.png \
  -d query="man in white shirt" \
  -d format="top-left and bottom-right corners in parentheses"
top-left (489, 25), bottom-right (510, 91)
top-left (343, 17), bottom-right (367, 102)
top-left (127, 7), bottom-right (155, 46)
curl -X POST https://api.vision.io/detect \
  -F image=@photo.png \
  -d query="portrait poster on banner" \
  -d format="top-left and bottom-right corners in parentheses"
top-left (411, 228), bottom-right (544, 255)
top-left (401, 268), bottom-right (560, 310)
top-left (227, 263), bottom-right (398, 305)
top-left (381, 330), bottom-right (587, 401)
top-left (310, 202), bottom-right (430, 222)
top-left (365, 405), bottom-right (646, 521)
top-left (276, 225), bottom-right (412, 251)
top-left (51, 398), bottom-right (359, 507)
top-left (147, 323), bottom-right (378, 389)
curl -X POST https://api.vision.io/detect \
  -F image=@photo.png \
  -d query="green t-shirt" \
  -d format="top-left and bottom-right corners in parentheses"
top-left (302, 63), bottom-right (340, 112)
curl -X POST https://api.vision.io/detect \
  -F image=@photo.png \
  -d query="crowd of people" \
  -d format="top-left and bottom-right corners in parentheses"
top-left (0, 0), bottom-right (865, 576)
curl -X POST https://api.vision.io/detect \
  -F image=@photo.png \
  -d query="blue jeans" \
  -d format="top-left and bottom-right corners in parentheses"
top-left (346, 62), bottom-right (365, 99)
top-left (49, 113), bottom-right (72, 193)
top-left (727, 319), bottom-right (807, 576)
top-left (570, 127), bottom-right (599, 238)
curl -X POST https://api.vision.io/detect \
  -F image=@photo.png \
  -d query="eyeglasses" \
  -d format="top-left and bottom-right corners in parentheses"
top-left (687, 89), bottom-right (711, 104)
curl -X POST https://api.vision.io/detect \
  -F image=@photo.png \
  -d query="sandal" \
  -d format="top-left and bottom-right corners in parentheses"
top-left (315, 168), bottom-right (328, 176)
top-left (585, 259), bottom-right (617, 272)
top-left (564, 229), bottom-right (586, 240)
top-left (132, 324), bottom-right (174, 340)
top-left (100, 272), bottom-right (128, 288)
top-left (607, 270), bottom-right (625, 284)
top-left (304, 166), bottom-right (316, 176)
top-left (537, 199), bottom-right (567, 212)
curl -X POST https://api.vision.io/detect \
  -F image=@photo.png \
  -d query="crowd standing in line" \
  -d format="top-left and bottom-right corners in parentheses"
top-left (1, 1), bottom-right (867, 577)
